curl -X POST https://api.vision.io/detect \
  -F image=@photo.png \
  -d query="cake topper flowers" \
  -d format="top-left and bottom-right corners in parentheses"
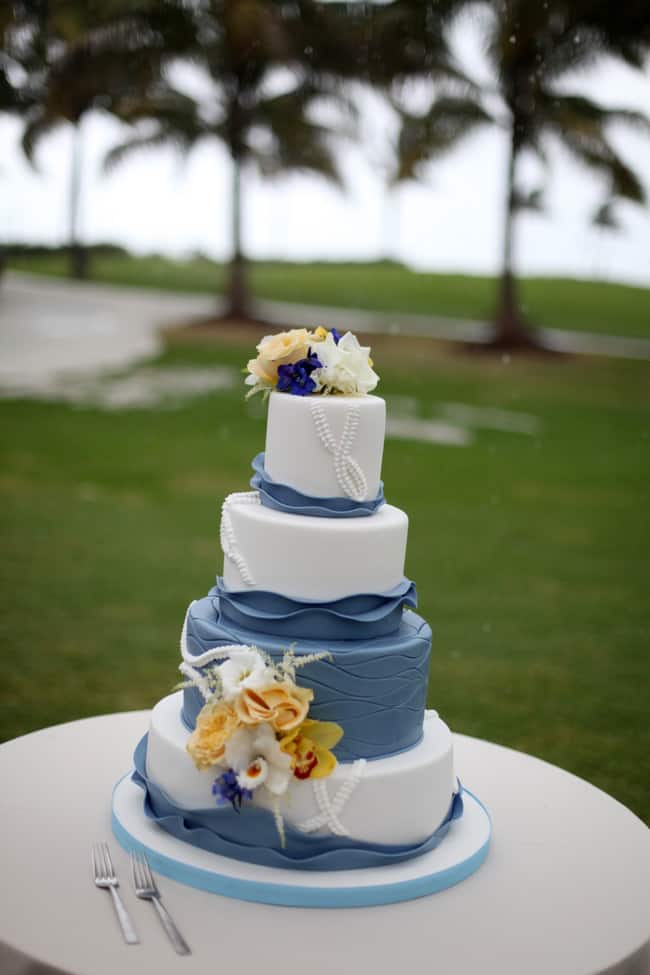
top-left (245, 327), bottom-right (379, 398)
top-left (180, 646), bottom-right (342, 840)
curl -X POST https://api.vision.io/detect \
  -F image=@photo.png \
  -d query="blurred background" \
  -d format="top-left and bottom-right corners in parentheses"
top-left (1, 2), bottom-right (648, 822)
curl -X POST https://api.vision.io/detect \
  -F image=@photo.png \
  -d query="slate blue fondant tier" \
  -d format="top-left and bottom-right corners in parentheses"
top-left (182, 591), bottom-right (432, 763)
top-left (250, 452), bottom-right (385, 518)
top-left (215, 576), bottom-right (418, 640)
top-left (133, 736), bottom-right (463, 872)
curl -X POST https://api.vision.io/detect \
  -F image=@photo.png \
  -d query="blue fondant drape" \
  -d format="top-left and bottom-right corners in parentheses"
top-left (133, 735), bottom-right (463, 872)
top-left (250, 453), bottom-right (385, 518)
top-left (215, 576), bottom-right (417, 640)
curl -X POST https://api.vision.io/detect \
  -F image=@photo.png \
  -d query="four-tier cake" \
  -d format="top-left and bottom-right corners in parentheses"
top-left (113, 328), bottom-right (490, 905)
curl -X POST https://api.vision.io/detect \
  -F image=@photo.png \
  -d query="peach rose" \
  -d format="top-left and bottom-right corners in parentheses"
top-left (234, 682), bottom-right (313, 733)
top-left (186, 701), bottom-right (240, 771)
top-left (247, 329), bottom-right (311, 385)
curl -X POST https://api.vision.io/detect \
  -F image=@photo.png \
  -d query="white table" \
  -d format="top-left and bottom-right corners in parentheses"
top-left (0, 712), bottom-right (648, 975)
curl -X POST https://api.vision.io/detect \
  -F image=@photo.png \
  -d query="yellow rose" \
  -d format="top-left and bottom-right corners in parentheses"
top-left (280, 718), bottom-right (343, 780)
top-left (234, 682), bottom-right (313, 733)
top-left (186, 701), bottom-right (240, 771)
top-left (247, 329), bottom-right (311, 385)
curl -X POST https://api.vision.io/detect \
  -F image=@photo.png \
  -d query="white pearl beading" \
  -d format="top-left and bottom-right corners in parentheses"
top-left (296, 759), bottom-right (367, 836)
top-left (219, 491), bottom-right (260, 586)
top-left (309, 401), bottom-right (368, 502)
top-left (178, 603), bottom-right (249, 701)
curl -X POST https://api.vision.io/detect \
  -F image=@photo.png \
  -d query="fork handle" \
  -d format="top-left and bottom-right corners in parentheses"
top-left (151, 897), bottom-right (191, 955)
top-left (108, 886), bottom-right (139, 945)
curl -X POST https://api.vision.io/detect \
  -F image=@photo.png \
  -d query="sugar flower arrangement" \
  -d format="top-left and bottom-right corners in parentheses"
top-left (181, 646), bottom-right (341, 838)
top-left (245, 326), bottom-right (379, 398)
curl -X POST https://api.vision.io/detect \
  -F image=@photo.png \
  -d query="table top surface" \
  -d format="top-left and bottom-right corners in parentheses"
top-left (0, 711), bottom-right (648, 975)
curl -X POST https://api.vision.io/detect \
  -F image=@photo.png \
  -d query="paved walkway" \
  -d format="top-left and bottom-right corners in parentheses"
top-left (0, 272), bottom-right (213, 396)
top-left (1, 272), bottom-right (648, 399)
top-left (253, 297), bottom-right (650, 360)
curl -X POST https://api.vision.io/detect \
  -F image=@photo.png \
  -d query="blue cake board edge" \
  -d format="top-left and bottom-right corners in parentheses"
top-left (112, 774), bottom-right (491, 909)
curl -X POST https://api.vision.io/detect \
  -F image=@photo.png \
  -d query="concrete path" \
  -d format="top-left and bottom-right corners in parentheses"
top-left (1, 272), bottom-right (648, 401)
top-left (252, 296), bottom-right (650, 361)
top-left (0, 272), bottom-right (213, 396)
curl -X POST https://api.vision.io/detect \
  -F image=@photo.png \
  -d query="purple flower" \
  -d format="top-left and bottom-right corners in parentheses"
top-left (330, 328), bottom-right (342, 345)
top-left (212, 768), bottom-right (252, 812)
top-left (276, 349), bottom-right (323, 396)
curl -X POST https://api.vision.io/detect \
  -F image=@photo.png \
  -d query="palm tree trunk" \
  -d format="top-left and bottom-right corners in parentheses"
top-left (494, 125), bottom-right (534, 348)
top-left (226, 155), bottom-right (249, 319)
top-left (68, 118), bottom-right (88, 280)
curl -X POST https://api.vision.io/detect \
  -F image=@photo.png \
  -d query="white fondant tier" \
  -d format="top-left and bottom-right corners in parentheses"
top-left (147, 693), bottom-right (456, 847)
top-left (264, 391), bottom-right (385, 501)
top-left (221, 492), bottom-right (408, 601)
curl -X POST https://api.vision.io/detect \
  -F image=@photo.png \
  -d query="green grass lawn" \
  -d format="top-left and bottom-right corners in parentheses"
top-left (8, 251), bottom-right (650, 339)
top-left (1, 335), bottom-right (649, 824)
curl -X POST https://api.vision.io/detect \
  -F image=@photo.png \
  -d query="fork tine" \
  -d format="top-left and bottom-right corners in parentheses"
top-left (92, 844), bottom-right (100, 880)
top-left (141, 852), bottom-right (158, 894)
top-left (99, 843), bottom-right (109, 880)
top-left (102, 843), bottom-right (116, 881)
top-left (130, 851), bottom-right (138, 889)
top-left (97, 843), bottom-right (107, 881)
top-left (131, 851), bottom-right (143, 890)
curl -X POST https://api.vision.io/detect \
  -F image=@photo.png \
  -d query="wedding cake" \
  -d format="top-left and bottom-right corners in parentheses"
top-left (116, 327), bottom-right (489, 903)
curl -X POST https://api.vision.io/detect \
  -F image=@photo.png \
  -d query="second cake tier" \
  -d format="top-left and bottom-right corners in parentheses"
top-left (221, 491), bottom-right (408, 601)
top-left (181, 592), bottom-right (432, 763)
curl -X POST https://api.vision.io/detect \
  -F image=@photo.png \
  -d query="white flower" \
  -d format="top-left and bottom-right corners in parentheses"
top-left (312, 331), bottom-right (379, 395)
top-left (219, 648), bottom-right (274, 702)
top-left (225, 724), bottom-right (293, 796)
top-left (236, 757), bottom-right (269, 791)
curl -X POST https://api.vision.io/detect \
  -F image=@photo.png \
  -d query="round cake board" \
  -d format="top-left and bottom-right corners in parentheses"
top-left (112, 774), bottom-right (491, 908)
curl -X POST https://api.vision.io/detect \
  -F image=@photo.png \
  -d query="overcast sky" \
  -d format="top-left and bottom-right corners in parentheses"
top-left (2, 11), bottom-right (650, 285)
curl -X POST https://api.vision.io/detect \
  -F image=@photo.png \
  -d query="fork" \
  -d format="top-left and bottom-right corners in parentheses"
top-left (130, 850), bottom-right (191, 955)
top-left (92, 842), bottom-right (139, 945)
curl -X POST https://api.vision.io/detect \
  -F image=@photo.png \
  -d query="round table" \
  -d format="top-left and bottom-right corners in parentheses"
top-left (0, 713), bottom-right (648, 975)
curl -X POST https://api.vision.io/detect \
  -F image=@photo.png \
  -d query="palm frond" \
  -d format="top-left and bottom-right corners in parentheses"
top-left (104, 126), bottom-right (198, 173)
top-left (249, 122), bottom-right (342, 186)
top-left (104, 82), bottom-right (207, 171)
top-left (543, 93), bottom-right (650, 135)
top-left (395, 96), bottom-right (494, 182)
top-left (540, 91), bottom-right (648, 206)
top-left (21, 107), bottom-right (61, 166)
top-left (592, 200), bottom-right (619, 230)
top-left (249, 86), bottom-right (348, 186)
top-left (512, 187), bottom-right (545, 213)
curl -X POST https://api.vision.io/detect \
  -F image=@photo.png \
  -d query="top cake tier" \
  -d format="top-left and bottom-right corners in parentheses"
top-left (264, 391), bottom-right (386, 502)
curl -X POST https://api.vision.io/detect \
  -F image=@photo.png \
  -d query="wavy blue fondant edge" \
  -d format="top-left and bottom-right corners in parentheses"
top-left (251, 452), bottom-right (385, 518)
top-left (112, 774), bottom-right (491, 908)
top-left (214, 576), bottom-right (418, 641)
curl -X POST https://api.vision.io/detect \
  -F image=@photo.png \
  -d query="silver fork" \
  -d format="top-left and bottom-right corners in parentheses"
top-left (130, 850), bottom-right (190, 955)
top-left (92, 842), bottom-right (139, 945)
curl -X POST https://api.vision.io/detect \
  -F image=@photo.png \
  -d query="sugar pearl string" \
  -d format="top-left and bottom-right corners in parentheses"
top-left (297, 759), bottom-right (367, 836)
top-left (178, 604), bottom-right (248, 701)
top-left (309, 402), bottom-right (368, 501)
top-left (219, 491), bottom-right (260, 586)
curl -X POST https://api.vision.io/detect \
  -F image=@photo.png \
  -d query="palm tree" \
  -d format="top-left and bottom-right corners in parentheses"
top-left (392, 0), bottom-right (650, 349)
top-left (1, 4), bottom-right (42, 280)
top-left (487, 1), bottom-right (650, 347)
top-left (8, 0), bottom-right (194, 278)
top-left (107, 1), bottom-right (351, 321)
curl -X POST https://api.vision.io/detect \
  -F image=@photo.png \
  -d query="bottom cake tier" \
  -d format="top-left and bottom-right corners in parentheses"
top-left (135, 692), bottom-right (463, 872)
